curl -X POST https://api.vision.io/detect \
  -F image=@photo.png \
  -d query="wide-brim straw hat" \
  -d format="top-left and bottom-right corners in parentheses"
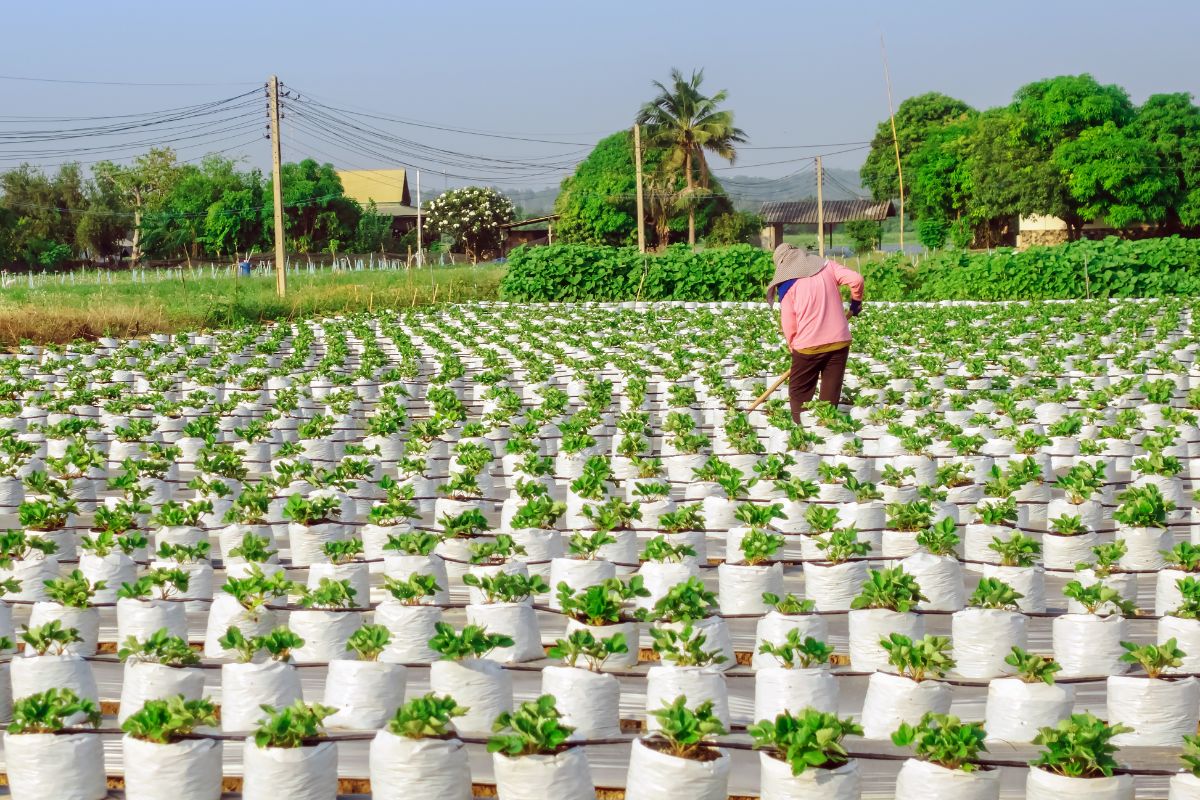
top-left (765, 244), bottom-right (826, 305)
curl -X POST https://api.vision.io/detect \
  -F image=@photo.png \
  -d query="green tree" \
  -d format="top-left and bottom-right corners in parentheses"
top-left (860, 92), bottom-right (974, 203)
top-left (264, 159), bottom-right (360, 254)
top-left (424, 186), bottom-right (515, 262)
top-left (844, 219), bottom-right (883, 253)
top-left (554, 132), bottom-right (642, 246)
top-left (636, 68), bottom-right (746, 246)
top-left (705, 210), bottom-right (762, 246)
top-left (1053, 121), bottom-right (1174, 228)
top-left (352, 200), bottom-right (394, 253)
top-left (0, 163), bottom-right (87, 267)
top-left (1134, 93), bottom-right (1200, 230)
top-left (92, 148), bottom-right (183, 265)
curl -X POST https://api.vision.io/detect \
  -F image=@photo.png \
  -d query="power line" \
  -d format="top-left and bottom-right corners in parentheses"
top-left (0, 74), bottom-right (258, 88)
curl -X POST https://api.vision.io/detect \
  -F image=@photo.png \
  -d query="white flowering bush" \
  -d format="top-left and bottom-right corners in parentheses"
top-left (424, 186), bottom-right (516, 263)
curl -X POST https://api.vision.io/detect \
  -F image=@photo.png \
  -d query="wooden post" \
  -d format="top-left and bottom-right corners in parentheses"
top-left (633, 124), bottom-right (646, 253)
top-left (815, 156), bottom-right (825, 258)
top-left (268, 75), bottom-right (287, 298)
top-left (881, 35), bottom-right (905, 250)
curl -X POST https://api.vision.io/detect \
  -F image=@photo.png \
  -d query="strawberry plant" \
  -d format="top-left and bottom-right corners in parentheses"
top-left (381, 573), bottom-right (442, 605)
top-left (968, 577), bottom-right (1023, 609)
top-left (650, 577), bottom-right (717, 623)
top-left (757, 629), bottom-right (834, 669)
top-left (556, 576), bottom-right (648, 625)
top-left (850, 567), bottom-right (927, 612)
top-left (253, 700), bottom-right (334, 749)
top-left (748, 709), bottom-right (862, 775)
top-left (891, 712), bottom-right (988, 772)
top-left (468, 534), bottom-right (526, 565)
top-left (122, 696), bottom-right (218, 743)
top-left (916, 517), bottom-right (959, 556)
top-left (1031, 713), bottom-right (1132, 778)
top-left (44, 569), bottom-right (103, 608)
top-left (761, 592), bottom-right (815, 615)
top-left (118, 628), bottom-right (199, 667)
top-left (299, 577), bottom-right (358, 609)
top-left (988, 531), bottom-right (1041, 567)
top-left (1005, 646), bottom-right (1062, 685)
top-left (462, 571), bottom-right (548, 604)
top-left (1062, 581), bottom-right (1136, 616)
top-left (567, 530), bottom-right (617, 559)
top-left (346, 623), bottom-right (391, 661)
top-left (646, 696), bottom-right (726, 759)
top-left (383, 531), bottom-right (441, 556)
top-left (429, 622), bottom-right (514, 660)
top-left (547, 629), bottom-right (628, 671)
top-left (8, 688), bottom-right (101, 733)
top-left (880, 633), bottom-right (954, 681)
top-left (649, 622), bottom-right (725, 668)
top-left (488, 695), bottom-right (573, 756)
top-left (21, 620), bottom-right (82, 656)
top-left (386, 693), bottom-right (466, 738)
top-left (1119, 638), bottom-right (1185, 678)
top-left (738, 528), bottom-right (784, 566)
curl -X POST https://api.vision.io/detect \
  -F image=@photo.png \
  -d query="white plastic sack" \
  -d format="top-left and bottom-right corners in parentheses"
top-left (377, 602), bottom-right (442, 664)
top-left (79, 550), bottom-right (136, 603)
top-left (323, 660), bottom-right (406, 729)
top-left (466, 561), bottom-right (529, 605)
top-left (1116, 526), bottom-right (1172, 570)
top-left (27, 603), bottom-right (99, 656)
top-left (759, 752), bottom-right (859, 800)
top-left (1160, 615), bottom-right (1200, 674)
top-left (645, 665), bottom-right (729, 730)
top-left (123, 735), bottom-right (223, 800)
top-left (4, 732), bottom-right (107, 800)
top-left (625, 737), bottom-right (729, 800)
top-left (429, 658), bottom-right (513, 734)
top-left (802, 561), bottom-right (868, 611)
top-left (860, 671), bottom-right (951, 739)
top-left (717, 562), bottom-right (783, 615)
top-left (220, 661), bottom-right (302, 732)
top-left (550, 558), bottom-right (617, 609)
top-left (900, 552), bottom-right (964, 610)
top-left (11, 654), bottom-right (97, 709)
top-left (542, 665), bottom-right (621, 739)
top-left (1052, 614), bottom-right (1128, 677)
top-left (0, 555), bottom-right (58, 602)
top-left (1043, 532), bottom-right (1099, 571)
top-left (951, 608), bottom-right (1027, 679)
top-left (382, 553), bottom-right (450, 604)
top-left (564, 619), bottom-right (638, 668)
top-left (509, 527), bottom-right (564, 579)
top-left (597, 529), bottom-right (639, 568)
top-left (1170, 772), bottom-right (1200, 800)
top-left (493, 747), bottom-right (595, 800)
top-left (369, 731), bottom-right (473, 800)
top-left (289, 609), bottom-right (362, 664)
top-left (1025, 766), bottom-right (1133, 800)
top-left (636, 561), bottom-right (697, 611)
top-left (895, 757), bottom-right (999, 800)
top-left (242, 740), bottom-right (338, 800)
top-left (984, 677), bottom-right (1074, 742)
top-left (847, 609), bottom-right (923, 672)
top-left (1107, 675), bottom-right (1198, 746)
top-left (116, 598), bottom-right (188, 644)
top-left (980, 564), bottom-right (1046, 612)
top-left (754, 667), bottom-right (838, 721)
top-left (881, 530), bottom-right (920, 560)
top-left (654, 616), bottom-right (734, 671)
top-left (465, 602), bottom-right (543, 663)
top-left (753, 611), bottom-right (828, 669)
top-left (203, 596), bottom-right (279, 658)
top-left (308, 561), bottom-right (370, 605)
top-left (1158, 569), bottom-right (1190, 617)
top-left (119, 661), bottom-right (205, 724)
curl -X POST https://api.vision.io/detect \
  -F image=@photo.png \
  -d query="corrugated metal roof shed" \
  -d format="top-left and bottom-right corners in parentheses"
top-left (760, 199), bottom-right (895, 224)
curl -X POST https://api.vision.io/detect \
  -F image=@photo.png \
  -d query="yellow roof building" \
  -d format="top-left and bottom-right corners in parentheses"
top-left (336, 169), bottom-right (412, 214)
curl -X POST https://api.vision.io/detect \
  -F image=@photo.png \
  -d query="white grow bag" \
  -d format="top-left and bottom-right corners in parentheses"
top-left (493, 747), bottom-right (595, 800)
top-left (4, 732), bottom-right (107, 800)
top-left (625, 737), bottom-right (730, 800)
top-left (369, 732), bottom-right (473, 800)
top-left (242, 740), bottom-right (338, 800)
top-left (859, 671), bottom-right (952, 739)
top-left (123, 735), bottom-right (223, 800)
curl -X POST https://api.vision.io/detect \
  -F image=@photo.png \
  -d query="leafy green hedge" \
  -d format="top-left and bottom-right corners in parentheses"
top-left (499, 237), bottom-right (1200, 302)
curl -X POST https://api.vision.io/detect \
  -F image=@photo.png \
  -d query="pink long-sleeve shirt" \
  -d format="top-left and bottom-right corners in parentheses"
top-left (779, 260), bottom-right (865, 353)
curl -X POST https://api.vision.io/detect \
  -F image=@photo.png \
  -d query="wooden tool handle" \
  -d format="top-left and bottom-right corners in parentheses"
top-left (747, 369), bottom-right (791, 413)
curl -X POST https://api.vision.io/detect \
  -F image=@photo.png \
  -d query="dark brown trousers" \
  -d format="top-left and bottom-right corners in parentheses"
top-left (789, 346), bottom-right (849, 422)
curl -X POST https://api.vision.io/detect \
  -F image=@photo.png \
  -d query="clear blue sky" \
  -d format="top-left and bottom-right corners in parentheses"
top-left (2, 0), bottom-right (1197, 188)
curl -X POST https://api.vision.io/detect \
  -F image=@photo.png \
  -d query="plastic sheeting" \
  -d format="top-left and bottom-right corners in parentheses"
top-left (493, 747), bottom-right (595, 800)
top-left (625, 737), bottom-right (730, 800)
top-left (542, 665), bottom-right (621, 739)
top-left (220, 661), bottom-right (302, 732)
top-left (645, 666), bottom-right (729, 731)
top-left (4, 732), bottom-right (107, 800)
top-left (1052, 614), bottom-right (1128, 677)
top-left (376, 602), bottom-right (442, 664)
top-left (465, 602), bottom-right (544, 663)
top-left (753, 667), bottom-right (838, 721)
top-left (802, 561), bottom-right (868, 611)
top-left (951, 608), bottom-right (1027, 679)
top-left (115, 598), bottom-right (187, 644)
top-left (288, 609), bottom-right (362, 664)
top-left (1106, 675), bottom-right (1199, 746)
top-left (847, 609), bottom-right (923, 672)
top-left (759, 753), bottom-right (859, 800)
top-left (717, 562), bottom-right (783, 615)
top-left (369, 732), bottom-right (473, 800)
top-left (984, 677), bottom-right (1074, 742)
top-left (899, 553), bottom-right (964, 611)
top-left (860, 671), bottom-right (952, 739)
top-left (123, 735), bottom-right (223, 800)
top-left (429, 658), bottom-right (513, 734)
top-left (323, 660), bottom-right (406, 730)
top-left (241, 740), bottom-right (338, 800)
top-left (1025, 766), bottom-right (1133, 800)
top-left (118, 661), bottom-right (205, 724)
top-left (753, 612), bottom-right (829, 670)
top-left (894, 757), bottom-right (999, 800)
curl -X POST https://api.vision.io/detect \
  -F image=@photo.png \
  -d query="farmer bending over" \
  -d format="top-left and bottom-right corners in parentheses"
top-left (766, 244), bottom-right (865, 422)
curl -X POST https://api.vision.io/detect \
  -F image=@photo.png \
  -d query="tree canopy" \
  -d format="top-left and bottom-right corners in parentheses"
top-left (862, 74), bottom-right (1200, 246)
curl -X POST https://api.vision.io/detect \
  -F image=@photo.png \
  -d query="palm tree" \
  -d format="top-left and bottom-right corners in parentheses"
top-left (636, 69), bottom-right (746, 247)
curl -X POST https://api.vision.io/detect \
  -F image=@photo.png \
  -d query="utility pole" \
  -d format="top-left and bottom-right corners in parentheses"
top-left (416, 169), bottom-right (424, 269)
top-left (268, 75), bottom-right (286, 298)
top-left (881, 35), bottom-right (905, 250)
top-left (815, 156), bottom-right (825, 258)
top-left (633, 123), bottom-right (646, 253)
